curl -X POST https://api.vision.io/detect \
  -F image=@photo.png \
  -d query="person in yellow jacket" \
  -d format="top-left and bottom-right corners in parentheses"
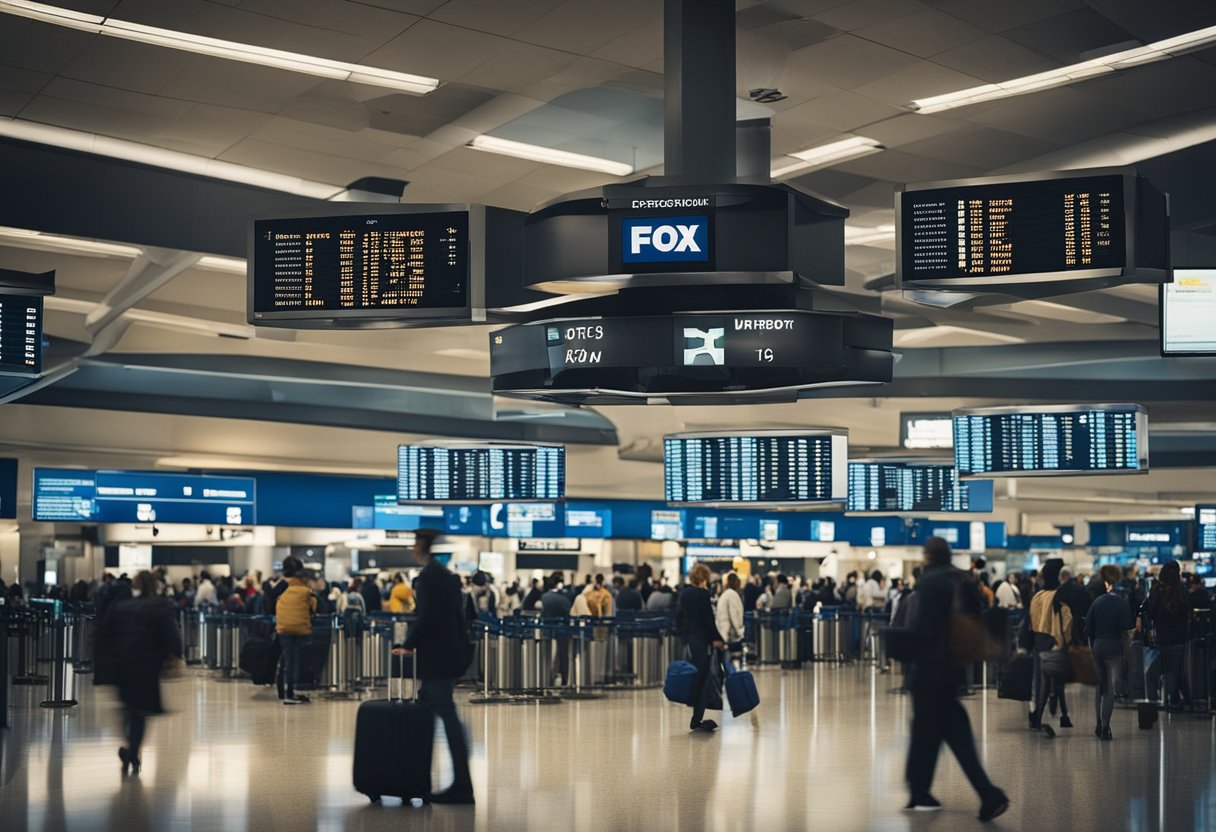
top-left (274, 556), bottom-right (317, 705)
top-left (388, 573), bottom-right (415, 614)
top-left (586, 574), bottom-right (613, 618)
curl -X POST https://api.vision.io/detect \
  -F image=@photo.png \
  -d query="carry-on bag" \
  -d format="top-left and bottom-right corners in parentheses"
top-left (353, 649), bottom-right (433, 803)
top-left (722, 652), bottom-right (760, 717)
top-left (239, 636), bottom-right (281, 686)
top-left (997, 654), bottom-right (1034, 702)
top-left (1137, 701), bottom-right (1159, 730)
top-left (663, 660), bottom-right (699, 706)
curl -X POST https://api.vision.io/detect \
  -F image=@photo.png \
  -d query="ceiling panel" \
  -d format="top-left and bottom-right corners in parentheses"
top-left (833, 147), bottom-right (984, 181)
top-left (1076, 57), bottom-right (1216, 120)
top-left (1001, 8), bottom-right (1139, 64)
top-left (362, 18), bottom-right (512, 81)
top-left (851, 60), bottom-right (985, 106)
top-left (961, 86), bottom-right (1148, 145)
top-left (812, 0), bottom-right (931, 32)
top-left (155, 54), bottom-right (331, 114)
top-left (784, 34), bottom-right (923, 90)
top-left (899, 126), bottom-right (1062, 170)
top-left (0, 15), bottom-right (94, 75)
top-left (920, 0), bottom-right (1087, 34)
top-left (769, 89), bottom-right (905, 133)
top-left (929, 34), bottom-right (1062, 81)
top-left (0, 66), bottom-right (52, 117)
top-left (854, 9), bottom-right (990, 58)
top-left (429, 0), bottom-right (565, 36)
top-left (516, 0), bottom-right (657, 55)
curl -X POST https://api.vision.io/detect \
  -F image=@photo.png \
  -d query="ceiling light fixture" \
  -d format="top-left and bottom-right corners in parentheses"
top-left (911, 24), bottom-right (1216, 113)
top-left (0, 0), bottom-right (439, 95)
top-left (770, 136), bottom-right (884, 179)
top-left (0, 119), bottom-right (345, 199)
top-left (844, 224), bottom-right (896, 246)
top-left (467, 135), bottom-right (634, 176)
top-left (0, 226), bottom-right (249, 273)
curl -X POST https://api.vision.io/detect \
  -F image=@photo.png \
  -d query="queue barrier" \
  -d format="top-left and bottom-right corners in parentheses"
top-left (755, 609), bottom-right (805, 667)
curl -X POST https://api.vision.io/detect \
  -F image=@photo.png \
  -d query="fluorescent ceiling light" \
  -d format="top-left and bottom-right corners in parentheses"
top-left (0, 118), bottom-right (344, 198)
top-left (770, 136), bottom-right (884, 179)
top-left (44, 295), bottom-right (255, 339)
top-left (468, 135), bottom-right (634, 176)
top-left (911, 23), bottom-right (1216, 113)
top-left (844, 224), bottom-right (896, 246)
top-left (0, 225), bottom-right (249, 273)
top-left (894, 325), bottom-right (1024, 347)
top-left (0, 1), bottom-right (439, 95)
top-left (195, 255), bottom-right (247, 275)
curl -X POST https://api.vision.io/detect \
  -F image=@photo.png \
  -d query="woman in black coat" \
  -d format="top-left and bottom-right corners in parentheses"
top-left (677, 563), bottom-right (725, 733)
top-left (96, 570), bottom-right (182, 776)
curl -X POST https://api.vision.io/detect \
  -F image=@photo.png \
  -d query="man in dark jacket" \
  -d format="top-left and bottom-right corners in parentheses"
top-left (1055, 568), bottom-right (1092, 642)
top-left (616, 579), bottom-right (644, 612)
top-left (360, 576), bottom-right (383, 614)
top-left (402, 530), bottom-right (474, 804)
top-left (904, 538), bottom-right (1009, 822)
top-left (742, 574), bottom-right (762, 612)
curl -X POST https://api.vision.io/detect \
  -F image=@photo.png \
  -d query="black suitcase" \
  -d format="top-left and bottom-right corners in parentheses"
top-left (239, 636), bottom-right (281, 686)
top-left (1138, 702), bottom-right (1159, 730)
top-left (353, 651), bottom-right (433, 803)
top-left (997, 654), bottom-right (1034, 702)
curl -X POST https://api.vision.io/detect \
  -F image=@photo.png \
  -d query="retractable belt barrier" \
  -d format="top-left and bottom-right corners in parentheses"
top-left (12, 606), bottom-right (50, 685)
top-left (756, 609), bottom-right (806, 667)
top-left (812, 607), bottom-right (861, 663)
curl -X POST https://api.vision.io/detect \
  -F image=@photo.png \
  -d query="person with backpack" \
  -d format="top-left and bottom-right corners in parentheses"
top-left (274, 556), bottom-right (316, 705)
top-left (903, 538), bottom-right (1009, 821)
top-left (400, 530), bottom-right (475, 804)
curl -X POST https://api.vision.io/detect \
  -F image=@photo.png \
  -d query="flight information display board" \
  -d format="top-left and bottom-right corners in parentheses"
top-left (846, 461), bottom-right (993, 513)
top-left (1161, 269), bottom-right (1216, 355)
top-left (953, 405), bottom-right (1148, 477)
top-left (250, 208), bottom-right (469, 324)
top-left (664, 431), bottom-right (847, 506)
top-left (1198, 505), bottom-right (1216, 554)
top-left (0, 292), bottom-right (42, 375)
top-left (33, 469), bottom-right (256, 524)
top-left (897, 170), bottom-right (1140, 289)
top-left (397, 443), bottom-right (565, 503)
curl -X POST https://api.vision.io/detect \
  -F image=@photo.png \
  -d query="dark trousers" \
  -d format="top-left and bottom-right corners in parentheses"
top-left (1032, 634), bottom-right (1068, 720)
top-left (907, 687), bottom-right (998, 801)
top-left (686, 637), bottom-right (712, 725)
top-left (124, 710), bottom-right (147, 758)
top-left (278, 634), bottom-right (306, 698)
top-left (1092, 638), bottom-right (1123, 730)
top-left (1148, 643), bottom-right (1186, 707)
top-left (419, 679), bottom-right (472, 793)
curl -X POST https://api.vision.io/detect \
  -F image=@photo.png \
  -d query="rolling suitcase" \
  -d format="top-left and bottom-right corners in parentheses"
top-left (239, 636), bottom-right (281, 686)
top-left (997, 654), bottom-right (1034, 702)
top-left (723, 653), bottom-right (760, 717)
top-left (353, 650), bottom-right (433, 803)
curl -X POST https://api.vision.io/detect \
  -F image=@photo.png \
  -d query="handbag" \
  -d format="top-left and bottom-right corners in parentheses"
top-left (1040, 648), bottom-right (1073, 681)
top-left (997, 654), bottom-right (1034, 701)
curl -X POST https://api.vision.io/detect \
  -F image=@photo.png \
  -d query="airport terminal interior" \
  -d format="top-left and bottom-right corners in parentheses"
top-left (2, 1), bottom-right (1216, 830)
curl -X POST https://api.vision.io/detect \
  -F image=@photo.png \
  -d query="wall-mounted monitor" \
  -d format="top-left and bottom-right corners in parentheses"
top-left (1161, 268), bottom-right (1216, 356)
top-left (33, 468), bottom-right (256, 524)
top-left (249, 204), bottom-right (528, 328)
top-left (847, 460), bottom-right (994, 513)
top-left (900, 412), bottom-right (953, 450)
top-left (896, 167), bottom-right (1168, 295)
top-left (664, 430), bottom-right (847, 507)
top-left (396, 442), bottom-right (565, 504)
top-left (953, 404), bottom-right (1148, 477)
top-left (1198, 504), bottom-right (1216, 554)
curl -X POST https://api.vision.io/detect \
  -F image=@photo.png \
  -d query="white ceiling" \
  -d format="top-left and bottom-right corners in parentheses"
top-left (1, 0), bottom-right (1215, 524)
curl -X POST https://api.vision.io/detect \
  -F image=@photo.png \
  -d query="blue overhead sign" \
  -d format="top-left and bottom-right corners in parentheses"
top-left (33, 469), bottom-right (256, 525)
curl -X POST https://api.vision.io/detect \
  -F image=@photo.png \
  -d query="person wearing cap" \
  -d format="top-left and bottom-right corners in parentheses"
top-left (401, 530), bottom-right (475, 805)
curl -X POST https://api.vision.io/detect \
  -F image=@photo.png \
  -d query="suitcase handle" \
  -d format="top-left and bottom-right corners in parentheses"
top-left (390, 640), bottom-right (418, 703)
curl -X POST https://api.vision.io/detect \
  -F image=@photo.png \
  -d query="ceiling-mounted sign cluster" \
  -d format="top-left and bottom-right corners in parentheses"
top-left (953, 404), bottom-right (1149, 477)
top-left (896, 167), bottom-right (1169, 296)
top-left (489, 309), bottom-right (893, 405)
top-left (0, 267), bottom-right (54, 377)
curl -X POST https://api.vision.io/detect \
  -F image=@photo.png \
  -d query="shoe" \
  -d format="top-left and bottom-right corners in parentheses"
top-left (1059, 715), bottom-right (1073, 729)
top-left (295, 694), bottom-right (311, 704)
top-left (284, 697), bottom-right (304, 705)
top-left (979, 791), bottom-right (1010, 822)
top-left (1028, 712), bottom-right (1041, 731)
top-left (1101, 728), bottom-right (1113, 742)
top-left (904, 795), bottom-right (943, 812)
top-left (426, 789), bottom-right (475, 805)
top-left (131, 757), bottom-right (141, 777)
top-left (118, 747), bottom-right (130, 777)
top-left (696, 720), bottom-right (719, 732)
top-left (1040, 724), bottom-right (1056, 738)
top-left (1095, 725), bottom-right (1103, 739)
top-left (689, 717), bottom-right (702, 731)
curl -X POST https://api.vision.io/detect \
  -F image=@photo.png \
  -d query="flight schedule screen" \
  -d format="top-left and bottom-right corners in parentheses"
top-left (901, 174), bottom-right (1125, 281)
top-left (664, 434), bottom-right (841, 505)
top-left (847, 462), bottom-right (992, 512)
top-left (397, 444), bottom-right (565, 503)
top-left (252, 211), bottom-right (468, 316)
top-left (0, 293), bottom-right (42, 374)
top-left (1198, 505), bottom-right (1216, 554)
top-left (954, 409), bottom-right (1142, 476)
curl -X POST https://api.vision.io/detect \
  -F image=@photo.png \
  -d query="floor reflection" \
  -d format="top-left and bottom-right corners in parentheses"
top-left (1, 664), bottom-right (1214, 831)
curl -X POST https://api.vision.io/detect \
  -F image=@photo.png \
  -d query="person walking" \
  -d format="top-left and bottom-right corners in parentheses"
top-left (274, 556), bottom-right (317, 705)
top-left (1139, 560), bottom-right (1193, 711)
top-left (96, 570), bottom-right (182, 776)
top-left (1028, 559), bottom-right (1074, 733)
top-left (677, 563), bottom-right (725, 733)
top-left (715, 572), bottom-right (745, 655)
top-left (903, 538), bottom-right (1009, 821)
top-left (401, 530), bottom-right (476, 804)
top-left (1085, 564), bottom-right (1133, 740)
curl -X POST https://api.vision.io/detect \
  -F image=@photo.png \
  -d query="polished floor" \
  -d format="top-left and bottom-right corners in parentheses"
top-left (2, 663), bottom-right (1214, 832)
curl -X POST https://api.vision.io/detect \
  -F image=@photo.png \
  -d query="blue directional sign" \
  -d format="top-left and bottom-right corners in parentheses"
top-left (33, 468), bottom-right (256, 525)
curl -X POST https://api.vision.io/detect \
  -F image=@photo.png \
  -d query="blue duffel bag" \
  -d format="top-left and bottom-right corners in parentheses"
top-left (663, 660), bottom-right (699, 705)
top-left (723, 655), bottom-right (760, 717)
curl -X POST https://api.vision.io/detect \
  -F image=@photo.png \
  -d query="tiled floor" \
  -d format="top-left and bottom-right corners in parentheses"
top-left (1, 663), bottom-right (1214, 832)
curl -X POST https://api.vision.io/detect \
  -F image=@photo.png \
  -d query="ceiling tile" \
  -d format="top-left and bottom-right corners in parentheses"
top-left (363, 18), bottom-right (512, 81)
top-left (813, 0), bottom-right (930, 32)
top-left (398, 166), bottom-right (500, 203)
top-left (248, 117), bottom-right (412, 162)
top-left (481, 181), bottom-right (567, 212)
top-left (785, 35), bottom-right (922, 90)
top-left (930, 34), bottom-right (1062, 81)
top-left (218, 137), bottom-right (400, 185)
top-left (60, 37), bottom-right (192, 96)
top-left (430, 0), bottom-right (565, 36)
top-left (854, 9), bottom-right (989, 58)
top-left (920, 0), bottom-right (1086, 33)
top-left (851, 60), bottom-right (984, 106)
top-left (962, 86), bottom-right (1150, 145)
top-left (899, 126), bottom-right (1062, 170)
top-left (833, 147), bottom-right (984, 181)
top-left (0, 66), bottom-right (51, 117)
top-left (591, 22), bottom-right (665, 69)
top-left (457, 42), bottom-right (579, 93)
top-left (277, 90), bottom-right (372, 131)
top-left (1002, 9), bottom-right (1139, 64)
top-left (156, 55), bottom-right (328, 114)
top-left (516, 0), bottom-right (658, 54)
top-left (0, 15), bottom-right (94, 75)
top-left (429, 146), bottom-right (544, 183)
top-left (342, 0), bottom-right (446, 13)
top-left (773, 89), bottom-right (905, 133)
top-left (155, 104), bottom-right (275, 157)
top-left (736, 5), bottom-right (800, 31)
top-left (38, 77), bottom-right (194, 118)
top-left (860, 112), bottom-right (968, 148)
top-left (364, 85), bottom-right (497, 138)
top-left (754, 17), bottom-right (842, 51)
top-left (1075, 57), bottom-right (1216, 120)
top-left (518, 56), bottom-right (642, 100)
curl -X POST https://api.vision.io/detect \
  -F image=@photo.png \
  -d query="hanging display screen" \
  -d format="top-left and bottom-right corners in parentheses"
top-left (953, 405), bottom-right (1148, 477)
top-left (846, 461), bottom-right (994, 512)
top-left (1161, 269), bottom-right (1216, 356)
top-left (664, 431), bottom-right (847, 506)
top-left (396, 443), bottom-right (565, 503)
